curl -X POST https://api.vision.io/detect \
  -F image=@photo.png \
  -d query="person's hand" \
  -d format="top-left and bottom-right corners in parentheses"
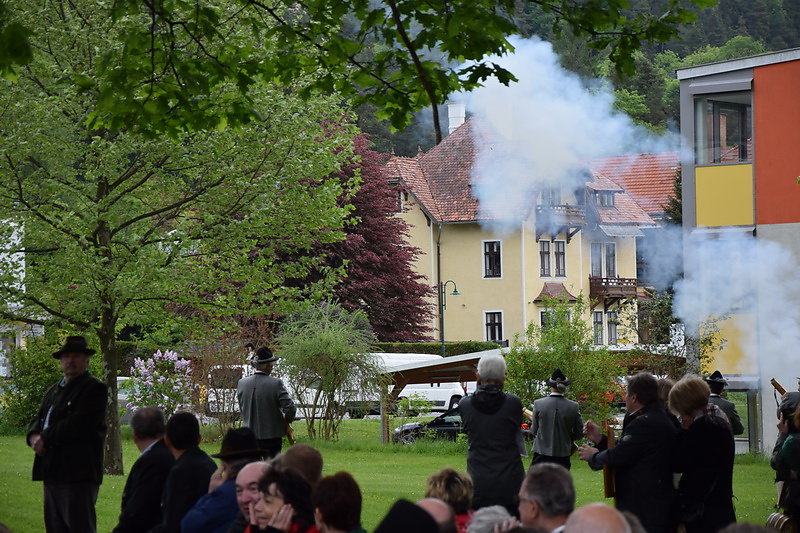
top-left (577, 443), bottom-right (598, 461)
top-left (493, 517), bottom-right (521, 532)
top-left (583, 420), bottom-right (602, 444)
top-left (29, 434), bottom-right (45, 456)
top-left (267, 504), bottom-right (294, 532)
top-left (208, 466), bottom-right (225, 492)
top-left (778, 413), bottom-right (789, 434)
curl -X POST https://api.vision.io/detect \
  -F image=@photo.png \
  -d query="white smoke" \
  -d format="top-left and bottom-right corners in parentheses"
top-left (456, 37), bottom-right (800, 416)
top-left (458, 36), bottom-right (681, 231)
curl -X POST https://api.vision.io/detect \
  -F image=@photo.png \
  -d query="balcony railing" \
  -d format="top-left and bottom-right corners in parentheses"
top-left (589, 276), bottom-right (638, 300)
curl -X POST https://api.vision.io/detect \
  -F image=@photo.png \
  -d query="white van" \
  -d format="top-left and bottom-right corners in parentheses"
top-left (343, 353), bottom-right (469, 417)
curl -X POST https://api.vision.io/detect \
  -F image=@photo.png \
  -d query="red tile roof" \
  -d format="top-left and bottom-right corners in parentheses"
top-left (589, 152), bottom-right (680, 218)
top-left (533, 282), bottom-right (577, 303)
top-left (386, 120), bottom-right (661, 228)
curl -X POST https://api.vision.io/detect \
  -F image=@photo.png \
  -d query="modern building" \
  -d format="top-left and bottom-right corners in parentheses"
top-left (677, 48), bottom-right (800, 451)
top-left (384, 113), bottom-right (661, 350)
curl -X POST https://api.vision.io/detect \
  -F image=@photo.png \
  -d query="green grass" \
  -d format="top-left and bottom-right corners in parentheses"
top-left (0, 419), bottom-right (778, 532)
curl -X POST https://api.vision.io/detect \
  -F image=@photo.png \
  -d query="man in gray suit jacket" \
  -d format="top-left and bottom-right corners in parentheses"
top-left (705, 370), bottom-right (745, 435)
top-left (236, 347), bottom-right (296, 457)
top-left (530, 369), bottom-right (583, 470)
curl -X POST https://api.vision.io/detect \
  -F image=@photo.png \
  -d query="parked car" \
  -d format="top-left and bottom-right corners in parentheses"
top-left (393, 406), bottom-right (534, 444)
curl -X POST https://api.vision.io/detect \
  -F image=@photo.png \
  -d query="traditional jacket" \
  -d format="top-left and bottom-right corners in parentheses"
top-left (588, 403), bottom-right (678, 533)
top-left (27, 371), bottom-right (107, 483)
top-left (236, 372), bottom-right (296, 440)
top-left (531, 393), bottom-right (583, 457)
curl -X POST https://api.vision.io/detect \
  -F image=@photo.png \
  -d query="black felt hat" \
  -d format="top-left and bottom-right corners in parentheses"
top-left (373, 499), bottom-right (439, 533)
top-left (52, 336), bottom-right (96, 359)
top-left (704, 370), bottom-right (727, 385)
top-left (253, 347), bottom-right (278, 364)
top-left (211, 427), bottom-right (265, 460)
top-left (546, 368), bottom-right (571, 388)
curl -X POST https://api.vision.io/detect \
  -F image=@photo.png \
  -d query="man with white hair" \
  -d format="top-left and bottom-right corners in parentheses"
top-left (459, 354), bottom-right (524, 515)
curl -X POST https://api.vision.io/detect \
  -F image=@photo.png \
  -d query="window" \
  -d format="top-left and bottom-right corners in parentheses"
top-left (591, 242), bottom-right (617, 278)
top-left (590, 243), bottom-right (603, 277)
top-left (695, 92), bottom-right (752, 164)
top-left (607, 311), bottom-right (618, 345)
top-left (483, 241), bottom-right (501, 278)
top-left (597, 191), bottom-right (615, 206)
top-left (593, 311), bottom-right (604, 345)
top-left (540, 310), bottom-right (551, 331)
top-left (539, 240), bottom-right (566, 278)
top-left (485, 312), bottom-right (503, 342)
top-left (539, 241), bottom-right (551, 277)
top-left (554, 241), bottom-right (566, 277)
top-left (540, 186), bottom-right (561, 206)
top-left (605, 243), bottom-right (616, 278)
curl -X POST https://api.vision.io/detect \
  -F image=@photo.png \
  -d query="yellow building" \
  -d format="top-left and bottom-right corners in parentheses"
top-left (384, 119), bottom-right (658, 347)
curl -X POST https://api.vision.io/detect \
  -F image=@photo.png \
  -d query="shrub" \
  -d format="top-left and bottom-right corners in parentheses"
top-left (125, 350), bottom-right (192, 415)
top-left (277, 302), bottom-right (385, 440)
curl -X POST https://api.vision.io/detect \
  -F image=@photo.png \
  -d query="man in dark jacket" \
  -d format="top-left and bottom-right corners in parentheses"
top-left (148, 411), bottom-right (216, 533)
top-left (705, 370), bottom-right (745, 435)
top-left (459, 353), bottom-right (524, 515)
top-left (27, 335), bottom-right (108, 533)
top-left (236, 347), bottom-right (296, 458)
top-left (578, 372), bottom-right (678, 533)
top-left (530, 369), bottom-right (583, 470)
top-left (112, 407), bottom-right (175, 533)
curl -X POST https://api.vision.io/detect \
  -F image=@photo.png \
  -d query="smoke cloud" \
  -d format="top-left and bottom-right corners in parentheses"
top-left (459, 36), bottom-right (680, 230)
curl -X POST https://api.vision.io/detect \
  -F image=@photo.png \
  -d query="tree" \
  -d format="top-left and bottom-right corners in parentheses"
top-left (505, 295), bottom-right (624, 422)
top-left (318, 134), bottom-right (434, 341)
top-left (663, 168), bottom-right (683, 224)
top-left (0, 1), bottom-right (356, 473)
top-left (275, 302), bottom-right (387, 440)
top-left (2, 0), bottom-right (715, 144)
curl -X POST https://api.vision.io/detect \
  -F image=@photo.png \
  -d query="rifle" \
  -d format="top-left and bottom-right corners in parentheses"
top-left (602, 420), bottom-right (617, 501)
top-left (285, 422), bottom-right (296, 446)
top-left (772, 378), bottom-right (787, 396)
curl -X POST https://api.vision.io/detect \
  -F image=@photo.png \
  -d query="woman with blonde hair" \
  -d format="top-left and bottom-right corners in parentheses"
top-left (425, 468), bottom-right (474, 532)
top-left (669, 375), bottom-right (736, 532)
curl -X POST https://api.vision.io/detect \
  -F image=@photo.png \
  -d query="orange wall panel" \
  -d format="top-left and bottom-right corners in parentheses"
top-left (754, 61), bottom-right (800, 224)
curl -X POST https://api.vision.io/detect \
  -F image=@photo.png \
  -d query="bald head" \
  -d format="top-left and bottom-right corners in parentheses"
top-left (564, 503), bottom-right (631, 533)
top-left (235, 461), bottom-right (269, 518)
top-left (417, 498), bottom-right (456, 533)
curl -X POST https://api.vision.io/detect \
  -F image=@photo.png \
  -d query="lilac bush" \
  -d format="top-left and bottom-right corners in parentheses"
top-left (126, 350), bottom-right (192, 415)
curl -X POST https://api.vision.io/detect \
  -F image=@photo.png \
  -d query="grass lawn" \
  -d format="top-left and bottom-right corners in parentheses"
top-left (0, 418), bottom-right (779, 532)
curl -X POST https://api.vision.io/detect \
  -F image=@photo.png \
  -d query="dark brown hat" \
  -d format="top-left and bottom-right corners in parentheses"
top-left (253, 346), bottom-right (278, 365)
top-left (546, 368), bottom-right (571, 388)
top-left (211, 427), bottom-right (265, 460)
top-left (704, 370), bottom-right (727, 385)
top-left (52, 335), bottom-right (96, 359)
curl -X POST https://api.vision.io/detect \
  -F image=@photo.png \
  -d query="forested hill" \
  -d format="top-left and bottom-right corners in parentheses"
top-left (365, 0), bottom-right (800, 155)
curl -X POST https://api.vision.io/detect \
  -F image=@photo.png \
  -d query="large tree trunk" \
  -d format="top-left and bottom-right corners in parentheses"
top-left (98, 312), bottom-right (124, 475)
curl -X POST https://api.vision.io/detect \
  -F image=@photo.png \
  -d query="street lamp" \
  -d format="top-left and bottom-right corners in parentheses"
top-left (438, 280), bottom-right (461, 357)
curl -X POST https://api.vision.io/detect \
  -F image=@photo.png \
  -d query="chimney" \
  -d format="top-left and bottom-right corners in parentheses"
top-left (447, 102), bottom-right (466, 134)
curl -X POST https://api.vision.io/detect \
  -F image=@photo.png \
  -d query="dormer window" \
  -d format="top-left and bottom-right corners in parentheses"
top-left (597, 191), bottom-right (615, 207)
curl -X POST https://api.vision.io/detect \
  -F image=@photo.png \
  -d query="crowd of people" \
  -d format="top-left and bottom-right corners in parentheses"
top-left (21, 337), bottom-right (797, 533)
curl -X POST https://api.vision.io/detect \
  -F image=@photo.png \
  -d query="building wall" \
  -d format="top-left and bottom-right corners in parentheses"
top-left (400, 200), bottom-right (641, 344)
top-left (754, 61), bottom-right (800, 225)
top-left (695, 164), bottom-right (754, 227)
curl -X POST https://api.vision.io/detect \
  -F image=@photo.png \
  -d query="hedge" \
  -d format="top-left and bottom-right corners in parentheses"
top-left (372, 341), bottom-right (503, 357)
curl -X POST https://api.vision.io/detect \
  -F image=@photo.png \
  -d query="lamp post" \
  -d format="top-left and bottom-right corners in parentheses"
top-left (438, 280), bottom-right (461, 358)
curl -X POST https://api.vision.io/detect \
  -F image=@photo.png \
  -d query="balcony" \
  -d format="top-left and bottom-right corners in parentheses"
top-left (589, 277), bottom-right (638, 305)
top-left (535, 204), bottom-right (585, 242)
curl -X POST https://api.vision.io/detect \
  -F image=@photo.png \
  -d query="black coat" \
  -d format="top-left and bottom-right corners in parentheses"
top-left (27, 371), bottom-right (108, 483)
top-left (673, 415), bottom-right (736, 532)
top-left (112, 439), bottom-right (176, 533)
top-left (589, 404), bottom-right (678, 533)
top-left (459, 385), bottom-right (525, 509)
top-left (147, 445), bottom-right (217, 533)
